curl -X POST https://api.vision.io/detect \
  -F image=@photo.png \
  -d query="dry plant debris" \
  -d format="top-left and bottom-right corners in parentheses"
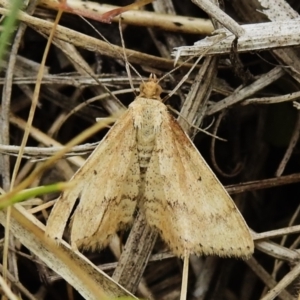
top-left (0, 0), bottom-right (300, 300)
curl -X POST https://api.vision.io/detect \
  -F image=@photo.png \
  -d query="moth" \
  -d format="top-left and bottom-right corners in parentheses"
top-left (46, 74), bottom-right (254, 259)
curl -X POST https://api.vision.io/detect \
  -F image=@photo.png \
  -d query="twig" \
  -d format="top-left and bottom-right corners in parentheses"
top-left (275, 111), bottom-right (300, 176)
top-left (206, 66), bottom-right (285, 115)
top-left (39, 0), bottom-right (213, 35)
top-left (242, 90), bottom-right (300, 105)
top-left (210, 111), bottom-right (242, 177)
top-left (226, 173), bottom-right (300, 194)
top-left (245, 257), bottom-right (294, 300)
top-left (191, 0), bottom-right (244, 36)
top-left (173, 19), bottom-right (300, 57)
top-left (254, 225), bottom-right (300, 240)
top-left (260, 262), bottom-right (300, 300)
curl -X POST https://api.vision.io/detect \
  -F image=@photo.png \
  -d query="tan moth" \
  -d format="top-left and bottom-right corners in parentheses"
top-left (46, 74), bottom-right (254, 259)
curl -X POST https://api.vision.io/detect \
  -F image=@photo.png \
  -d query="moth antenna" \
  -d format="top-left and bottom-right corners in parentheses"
top-left (119, 17), bottom-right (135, 92)
top-left (163, 53), bottom-right (204, 103)
top-left (162, 34), bottom-right (228, 103)
top-left (77, 8), bottom-right (144, 91)
top-left (117, 15), bottom-right (145, 93)
top-left (167, 106), bottom-right (226, 141)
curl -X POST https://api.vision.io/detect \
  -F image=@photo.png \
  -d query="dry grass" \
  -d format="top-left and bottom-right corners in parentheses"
top-left (0, 0), bottom-right (300, 299)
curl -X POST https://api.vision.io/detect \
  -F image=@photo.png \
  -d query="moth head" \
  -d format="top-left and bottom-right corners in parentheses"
top-left (139, 74), bottom-right (162, 100)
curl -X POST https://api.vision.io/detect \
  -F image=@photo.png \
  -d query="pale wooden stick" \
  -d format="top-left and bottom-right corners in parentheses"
top-left (180, 252), bottom-right (190, 300)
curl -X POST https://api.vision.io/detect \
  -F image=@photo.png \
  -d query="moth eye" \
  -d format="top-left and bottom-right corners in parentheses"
top-left (93, 170), bottom-right (97, 175)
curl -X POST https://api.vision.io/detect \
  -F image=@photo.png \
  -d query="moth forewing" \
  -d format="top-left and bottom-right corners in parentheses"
top-left (141, 98), bottom-right (254, 258)
top-left (46, 109), bottom-right (140, 250)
